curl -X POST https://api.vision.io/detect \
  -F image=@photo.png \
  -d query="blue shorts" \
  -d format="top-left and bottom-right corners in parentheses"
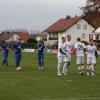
top-left (15, 53), bottom-right (21, 61)
top-left (4, 53), bottom-right (8, 60)
top-left (38, 54), bottom-right (44, 61)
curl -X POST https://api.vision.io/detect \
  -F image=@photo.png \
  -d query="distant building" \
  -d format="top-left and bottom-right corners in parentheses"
top-left (30, 33), bottom-right (47, 45)
top-left (30, 33), bottom-right (47, 40)
top-left (90, 27), bottom-right (100, 49)
top-left (44, 16), bottom-right (95, 45)
top-left (0, 31), bottom-right (30, 43)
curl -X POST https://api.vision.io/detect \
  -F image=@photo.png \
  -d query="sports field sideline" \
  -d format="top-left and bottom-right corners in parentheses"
top-left (0, 52), bottom-right (100, 100)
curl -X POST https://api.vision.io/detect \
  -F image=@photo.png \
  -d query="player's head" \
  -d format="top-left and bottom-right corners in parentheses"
top-left (5, 40), bottom-right (9, 44)
top-left (77, 38), bottom-right (81, 42)
top-left (89, 39), bottom-right (94, 46)
top-left (61, 36), bottom-right (66, 43)
top-left (38, 40), bottom-right (43, 45)
top-left (67, 35), bottom-right (71, 41)
top-left (17, 38), bottom-right (21, 43)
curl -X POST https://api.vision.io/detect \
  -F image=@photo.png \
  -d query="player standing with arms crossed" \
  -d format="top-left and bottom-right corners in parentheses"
top-left (75, 38), bottom-right (85, 75)
top-left (86, 39), bottom-right (97, 76)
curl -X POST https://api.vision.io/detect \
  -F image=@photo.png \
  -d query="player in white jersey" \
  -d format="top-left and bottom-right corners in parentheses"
top-left (75, 38), bottom-right (85, 75)
top-left (57, 36), bottom-right (68, 76)
top-left (86, 39), bottom-right (97, 76)
top-left (62, 35), bottom-right (73, 75)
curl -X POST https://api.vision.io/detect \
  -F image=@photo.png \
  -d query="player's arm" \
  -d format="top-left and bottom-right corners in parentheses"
top-left (21, 43), bottom-right (25, 50)
top-left (83, 44), bottom-right (86, 54)
top-left (34, 45), bottom-right (38, 53)
top-left (74, 44), bottom-right (77, 54)
top-left (59, 48), bottom-right (66, 55)
top-left (94, 46), bottom-right (97, 57)
top-left (44, 46), bottom-right (47, 53)
top-left (12, 45), bottom-right (16, 52)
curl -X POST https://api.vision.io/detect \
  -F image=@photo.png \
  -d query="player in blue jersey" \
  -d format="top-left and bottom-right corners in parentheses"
top-left (36, 40), bottom-right (46, 70)
top-left (1, 40), bottom-right (9, 66)
top-left (12, 39), bottom-right (24, 71)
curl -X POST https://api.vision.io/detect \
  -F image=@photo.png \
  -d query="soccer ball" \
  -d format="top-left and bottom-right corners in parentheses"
top-left (16, 67), bottom-right (22, 71)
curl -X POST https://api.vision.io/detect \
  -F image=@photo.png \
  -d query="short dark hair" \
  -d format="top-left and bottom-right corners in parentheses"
top-left (77, 37), bottom-right (81, 41)
top-left (89, 39), bottom-right (93, 42)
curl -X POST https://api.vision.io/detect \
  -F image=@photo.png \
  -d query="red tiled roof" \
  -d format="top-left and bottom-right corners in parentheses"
top-left (44, 16), bottom-right (82, 33)
top-left (17, 32), bottom-right (30, 42)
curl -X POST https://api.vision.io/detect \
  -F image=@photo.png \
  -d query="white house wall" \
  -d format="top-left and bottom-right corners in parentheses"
top-left (63, 19), bottom-right (95, 43)
top-left (9, 34), bottom-right (20, 41)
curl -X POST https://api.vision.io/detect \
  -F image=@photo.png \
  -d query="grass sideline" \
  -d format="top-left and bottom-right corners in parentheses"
top-left (0, 52), bottom-right (100, 100)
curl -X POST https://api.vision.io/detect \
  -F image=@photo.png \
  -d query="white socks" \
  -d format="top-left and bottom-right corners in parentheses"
top-left (57, 63), bottom-right (62, 75)
top-left (78, 66), bottom-right (84, 75)
top-left (62, 63), bottom-right (68, 74)
top-left (57, 63), bottom-right (68, 75)
top-left (87, 64), bottom-right (95, 76)
top-left (91, 64), bottom-right (95, 75)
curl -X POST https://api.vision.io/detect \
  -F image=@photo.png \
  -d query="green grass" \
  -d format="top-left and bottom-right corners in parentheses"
top-left (0, 52), bottom-right (100, 100)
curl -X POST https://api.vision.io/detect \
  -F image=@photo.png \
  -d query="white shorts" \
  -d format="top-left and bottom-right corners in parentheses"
top-left (58, 55), bottom-right (71, 64)
top-left (76, 56), bottom-right (84, 64)
top-left (87, 57), bottom-right (96, 65)
top-left (64, 55), bottom-right (71, 63)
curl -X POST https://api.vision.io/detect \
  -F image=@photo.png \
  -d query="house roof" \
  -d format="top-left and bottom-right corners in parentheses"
top-left (0, 32), bottom-right (30, 42)
top-left (17, 32), bottom-right (30, 42)
top-left (44, 16), bottom-right (84, 33)
top-left (0, 32), bottom-right (14, 41)
top-left (95, 27), bottom-right (100, 33)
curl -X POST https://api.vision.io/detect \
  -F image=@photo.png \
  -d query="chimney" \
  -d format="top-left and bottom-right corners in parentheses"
top-left (66, 15), bottom-right (71, 19)
top-left (75, 15), bottom-right (77, 17)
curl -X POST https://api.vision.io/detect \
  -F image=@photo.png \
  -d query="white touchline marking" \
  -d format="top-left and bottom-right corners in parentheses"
top-left (65, 80), bottom-right (73, 82)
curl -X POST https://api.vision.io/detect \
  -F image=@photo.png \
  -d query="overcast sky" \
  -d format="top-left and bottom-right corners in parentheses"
top-left (0, 0), bottom-right (86, 31)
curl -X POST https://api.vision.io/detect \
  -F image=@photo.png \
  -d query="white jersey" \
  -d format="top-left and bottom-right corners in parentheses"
top-left (57, 42), bottom-right (66, 57)
top-left (86, 45), bottom-right (96, 58)
top-left (65, 41), bottom-right (73, 55)
top-left (75, 42), bottom-right (85, 56)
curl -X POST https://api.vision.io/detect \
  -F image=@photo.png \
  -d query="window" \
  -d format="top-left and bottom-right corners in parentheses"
top-left (82, 33), bottom-right (86, 39)
top-left (89, 34), bottom-right (93, 40)
top-left (83, 24), bottom-right (87, 30)
top-left (77, 24), bottom-right (81, 30)
top-left (96, 34), bottom-right (99, 40)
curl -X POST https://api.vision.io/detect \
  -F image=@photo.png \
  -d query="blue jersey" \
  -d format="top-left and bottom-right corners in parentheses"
top-left (36, 44), bottom-right (45, 55)
top-left (12, 42), bottom-right (24, 54)
top-left (1, 44), bottom-right (9, 53)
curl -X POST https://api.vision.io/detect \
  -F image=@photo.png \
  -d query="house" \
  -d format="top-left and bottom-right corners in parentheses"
top-left (95, 27), bottom-right (100, 40)
top-left (44, 16), bottom-right (95, 45)
top-left (0, 31), bottom-right (30, 43)
top-left (89, 27), bottom-right (100, 50)
top-left (30, 33), bottom-right (47, 45)
top-left (30, 33), bottom-right (47, 40)
top-left (90, 27), bottom-right (100, 40)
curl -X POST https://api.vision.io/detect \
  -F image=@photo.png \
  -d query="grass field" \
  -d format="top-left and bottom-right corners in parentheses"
top-left (0, 52), bottom-right (100, 100)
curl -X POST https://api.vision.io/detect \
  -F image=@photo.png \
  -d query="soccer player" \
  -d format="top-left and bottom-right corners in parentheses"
top-left (1, 40), bottom-right (9, 66)
top-left (75, 38), bottom-right (85, 75)
top-left (36, 40), bottom-right (46, 70)
top-left (62, 35), bottom-right (73, 74)
top-left (86, 39), bottom-right (97, 76)
top-left (12, 39), bottom-right (24, 71)
top-left (57, 36), bottom-right (68, 76)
